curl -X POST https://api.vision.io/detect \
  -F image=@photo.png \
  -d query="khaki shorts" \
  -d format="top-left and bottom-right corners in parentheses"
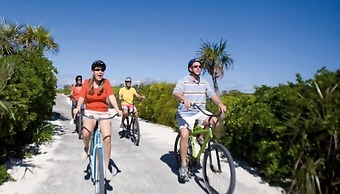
top-left (84, 110), bottom-right (111, 120)
top-left (176, 110), bottom-right (211, 130)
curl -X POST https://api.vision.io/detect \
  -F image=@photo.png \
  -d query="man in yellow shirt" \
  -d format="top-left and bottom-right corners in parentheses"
top-left (118, 77), bottom-right (145, 131)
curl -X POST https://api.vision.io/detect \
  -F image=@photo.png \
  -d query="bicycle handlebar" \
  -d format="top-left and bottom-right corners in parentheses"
top-left (189, 103), bottom-right (222, 117)
top-left (120, 97), bottom-right (145, 105)
top-left (120, 99), bottom-right (134, 105)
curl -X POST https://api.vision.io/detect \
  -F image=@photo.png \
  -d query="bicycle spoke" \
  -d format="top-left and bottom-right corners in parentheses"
top-left (203, 143), bottom-right (235, 194)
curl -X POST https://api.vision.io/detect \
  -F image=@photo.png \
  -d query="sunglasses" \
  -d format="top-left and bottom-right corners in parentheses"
top-left (193, 65), bottom-right (201, 68)
top-left (94, 68), bottom-right (105, 72)
top-left (77, 79), bottom-right (82, 81)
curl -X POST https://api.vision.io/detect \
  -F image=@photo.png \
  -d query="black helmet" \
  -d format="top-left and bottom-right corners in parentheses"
top-left (124, 77), bottom-right (132, 82)
top-left (75, 75), bottom-right (82, 82)
top-left (91, 60), bottom-right (106, 71)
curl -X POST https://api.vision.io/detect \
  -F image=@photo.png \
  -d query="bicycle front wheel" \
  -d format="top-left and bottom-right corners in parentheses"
top-left (95, 147), bottom-right (105, 194)
top-left (202, 142), bottom-right (236, 194)
top-left (131, 116), bottom-right (140, 146)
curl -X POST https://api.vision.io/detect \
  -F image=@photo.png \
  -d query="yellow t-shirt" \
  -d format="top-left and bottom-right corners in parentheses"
top-left (119, 87), bottom-right (137, 105)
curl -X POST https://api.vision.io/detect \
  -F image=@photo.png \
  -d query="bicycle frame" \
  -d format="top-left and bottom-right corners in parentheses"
top-left (124, 106), bottom-right (136, 129)
top-left (189, 127), bottom-right (213, 160)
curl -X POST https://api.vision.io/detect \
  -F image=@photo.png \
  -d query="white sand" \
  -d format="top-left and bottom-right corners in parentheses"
top-left (0, 121), bottom-right (65, 194)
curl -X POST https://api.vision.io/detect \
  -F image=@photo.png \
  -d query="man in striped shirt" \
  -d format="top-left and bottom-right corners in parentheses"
top-left (173, 58), bottom-right (227, 181)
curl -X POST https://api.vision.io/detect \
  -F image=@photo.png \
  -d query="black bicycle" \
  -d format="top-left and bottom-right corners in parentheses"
top-left (121, 101), bottom-right (141, 146)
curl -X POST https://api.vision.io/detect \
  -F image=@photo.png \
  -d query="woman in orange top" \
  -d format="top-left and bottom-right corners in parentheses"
top-left (69, 75), bottom-right (83, 124)
top-left (73, 60), bottom-right (122, 181)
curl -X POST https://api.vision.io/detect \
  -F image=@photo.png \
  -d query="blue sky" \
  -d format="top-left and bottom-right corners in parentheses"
top-left (2, 0), bottom-right (339, 93)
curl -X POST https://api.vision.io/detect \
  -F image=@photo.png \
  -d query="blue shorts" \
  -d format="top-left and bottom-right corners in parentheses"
top-left (71, 100), bottom-right (78, 110)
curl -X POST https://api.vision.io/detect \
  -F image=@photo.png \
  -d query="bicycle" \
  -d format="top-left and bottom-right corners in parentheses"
top-left (75, 104), bottom-right (85, 139)
top-left (174, 103), bottom-right (236, 194)
top-left (84, 113), bottom-right (118, 194)
top-left (120, 99), bottom-right (141, 146)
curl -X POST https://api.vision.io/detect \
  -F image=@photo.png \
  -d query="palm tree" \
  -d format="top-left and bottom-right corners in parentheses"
top-left (0, 17), bottom-right (22, 56)
top-left (0, 61), bottom-right (16, 119)
top-left (197, 39), bottom-right (234, 93)
top-left (20, 25), bottom-right (59, 54)
top-left (0, 17), bottom-right (59, 56)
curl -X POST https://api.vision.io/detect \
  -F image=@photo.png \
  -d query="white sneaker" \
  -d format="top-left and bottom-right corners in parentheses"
top-left (106, 169), bottom-right (113, 181)
top-left (69, 119), bottom-right (74, 124)
top-left (81, 149), bottom-right (88, 161)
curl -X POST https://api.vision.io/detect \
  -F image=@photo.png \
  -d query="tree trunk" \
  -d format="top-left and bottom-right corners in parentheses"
top-left (212, 76), bottom-right (220, 96)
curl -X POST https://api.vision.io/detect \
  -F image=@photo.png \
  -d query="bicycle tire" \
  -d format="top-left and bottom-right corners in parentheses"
top-left (77, 113), bottom-right (83, 139)
top-left (174, 133), bottom-right (192, 167)
top-left (95, 147), bottom-right (105, 194)
top-left (202, 142), bottom-right (236, 194)
top-left (131, 116), bottom-right (140, 146)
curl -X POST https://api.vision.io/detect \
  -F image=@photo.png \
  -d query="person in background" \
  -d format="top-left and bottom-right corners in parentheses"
top-left (118, 77), bottom-right (145, 133)
top-left (73, 60), bottom-right (122, 181)
top-left (172, 58), bottom-right (227, 180)
top-left (69, 75), bottom-right (82, 125)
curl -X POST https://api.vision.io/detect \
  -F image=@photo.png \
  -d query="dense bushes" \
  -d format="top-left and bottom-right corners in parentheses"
top-left (0, 51), bottom-right (57, 160)
top-left (224, 68), bottom-right (339, 194)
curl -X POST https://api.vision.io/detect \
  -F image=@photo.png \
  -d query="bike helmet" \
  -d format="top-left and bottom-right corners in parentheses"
top-left (125, 77), bottom-right (132, 82)
top-left (91, 60), bottom-right (106, 71)
top-left (187, 58), bottom-right (201, 72)
top-left (75, 75), bottom-right (82, 82)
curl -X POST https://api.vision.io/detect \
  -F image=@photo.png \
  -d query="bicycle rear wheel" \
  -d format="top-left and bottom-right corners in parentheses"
top-left (202, 142), bottom-right (236, 194)
top-left (95, 147), bottom-right (105, 194)
top-left (131, 116), bottom-right (140, 146)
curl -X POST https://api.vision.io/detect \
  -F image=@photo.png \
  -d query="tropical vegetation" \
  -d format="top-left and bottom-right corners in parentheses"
top-left (197, 39), bottom-right (234, 92)
top-left (1, 18), bottom-right (339, 194)
top-left (0, 17), bottom-right (58, 185)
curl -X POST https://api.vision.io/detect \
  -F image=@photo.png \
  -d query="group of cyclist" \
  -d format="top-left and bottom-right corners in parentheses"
top-left (69, 58), bottom-right (226, 181)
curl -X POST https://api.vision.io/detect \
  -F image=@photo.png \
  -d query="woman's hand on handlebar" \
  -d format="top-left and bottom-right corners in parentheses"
top-left (116, 109), bottom-right (123, 117)
top-left (73, 108), bottom-right (79, 116)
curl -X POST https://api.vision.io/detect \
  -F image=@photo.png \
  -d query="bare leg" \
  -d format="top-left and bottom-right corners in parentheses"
top-left (100, 120), bottom-right (112, 170)
top-left (179, 127), bottom-right (189, 166)
top-left (82, 118), bottom-right (95, 157)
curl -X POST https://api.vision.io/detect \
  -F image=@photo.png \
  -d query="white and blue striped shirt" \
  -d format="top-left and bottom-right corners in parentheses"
top-left (173, 75), bottom-right (216, 116)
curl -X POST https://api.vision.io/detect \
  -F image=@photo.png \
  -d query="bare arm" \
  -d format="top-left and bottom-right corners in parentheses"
top-left (210, 94), bottom-right (227, 113)
top-left (73, 96), bottom-right (85, 115)
top-left (135, 92), bottom-right (145, 100)
top-left (173, 92), bottom-right (190, 109)
top-left (108, 94), bottom-right (122, 115)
